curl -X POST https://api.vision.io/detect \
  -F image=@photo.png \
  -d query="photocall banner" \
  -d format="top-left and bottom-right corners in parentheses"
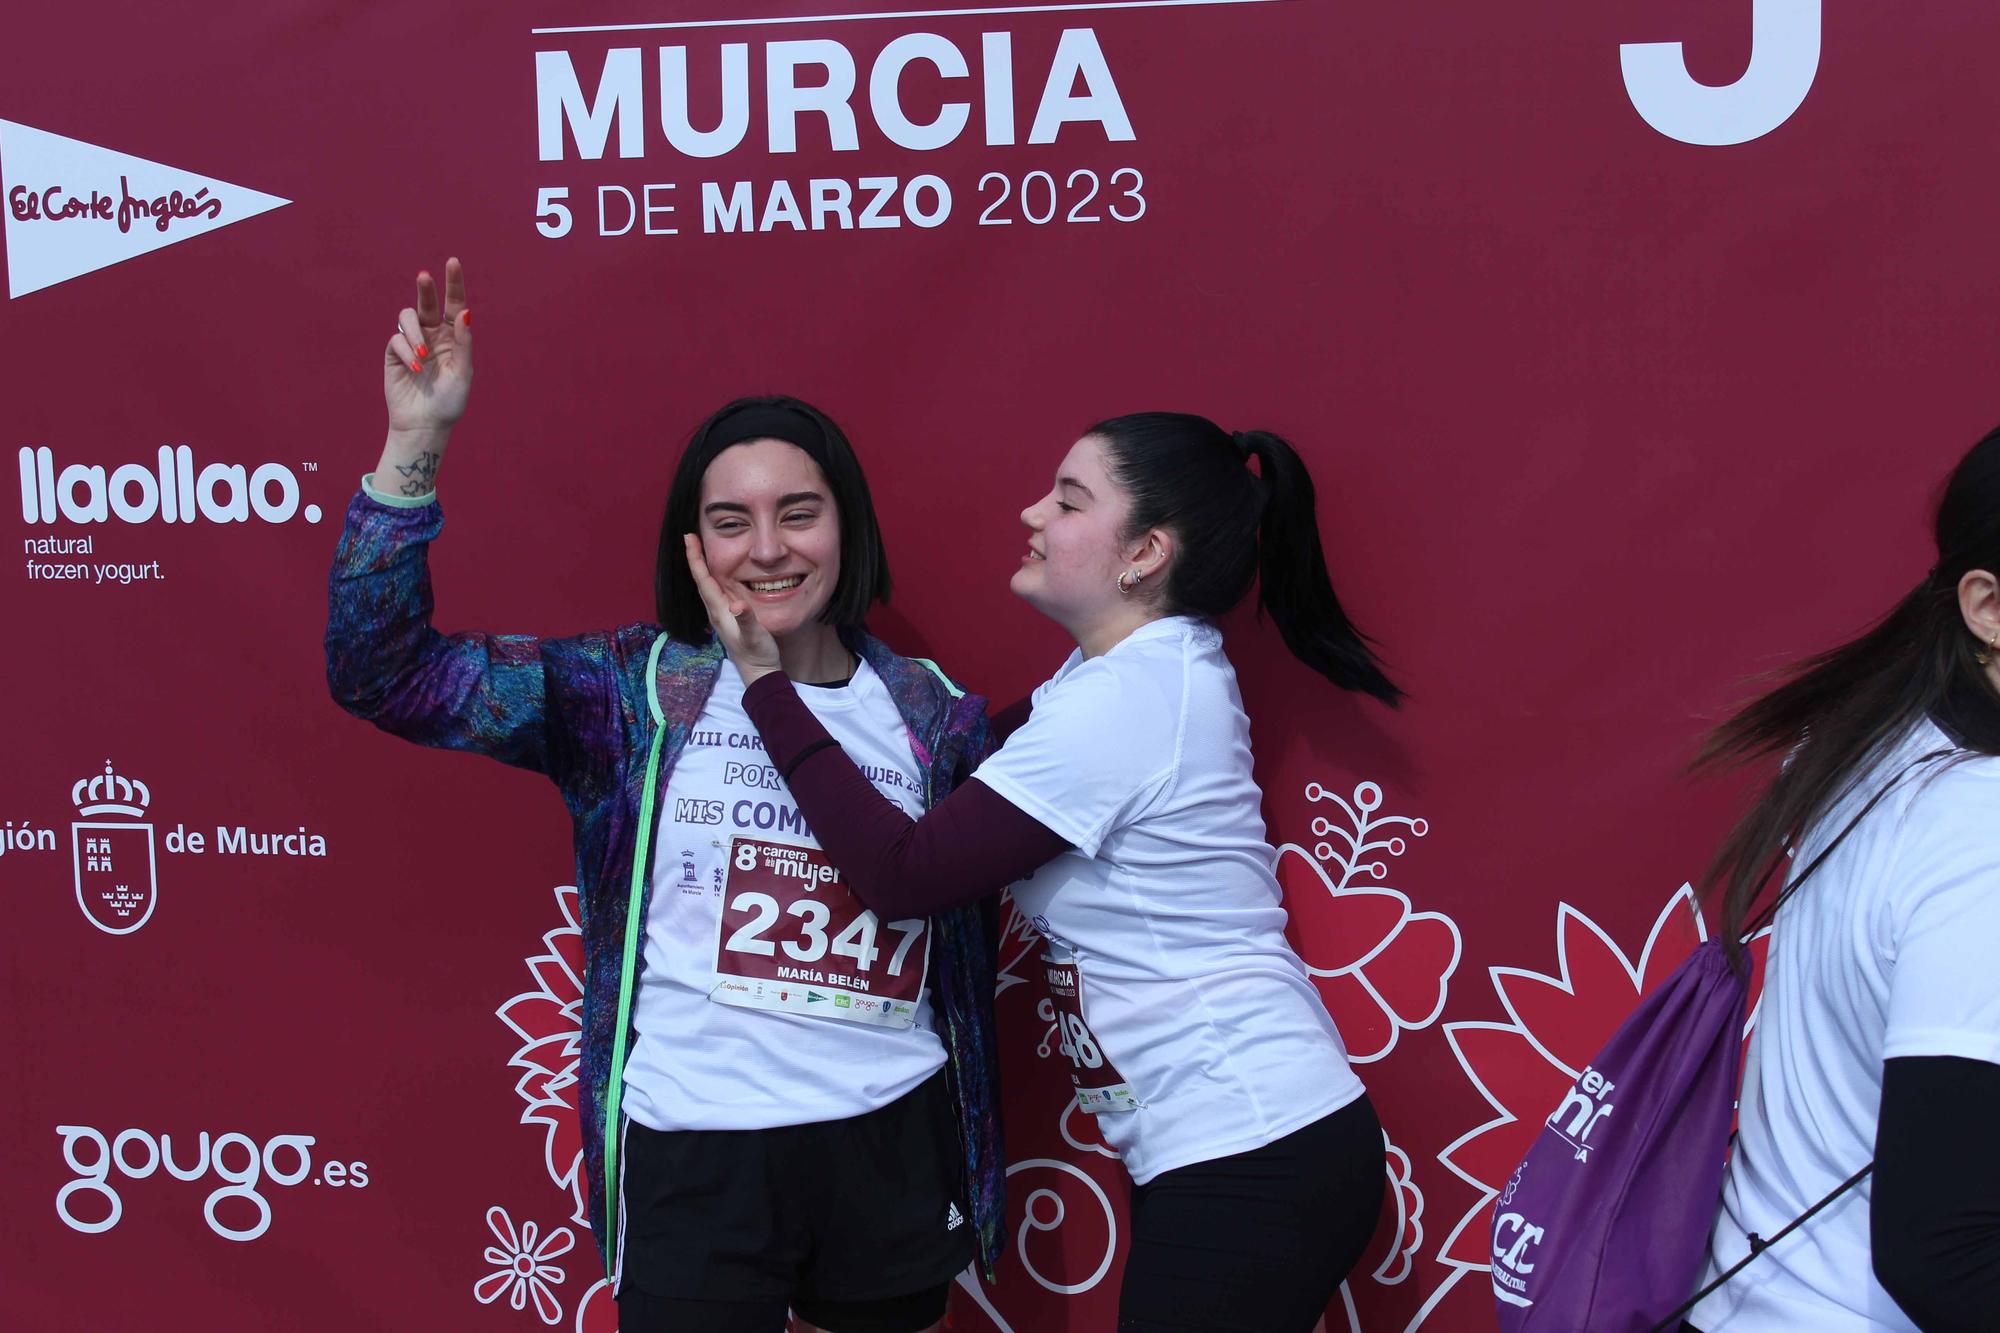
top-left (5, 2), bottom-right (1996, 1328)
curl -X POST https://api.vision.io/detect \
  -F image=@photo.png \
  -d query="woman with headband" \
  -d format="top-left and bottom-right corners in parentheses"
top-left (326, 261), bottom-right (1002, 1333)
top-left (690, 411), bottom-right (1398, 1332)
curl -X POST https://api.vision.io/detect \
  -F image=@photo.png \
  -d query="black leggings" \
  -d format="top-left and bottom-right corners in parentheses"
top-left (1118, 1095), bottom-right (1386, 1332)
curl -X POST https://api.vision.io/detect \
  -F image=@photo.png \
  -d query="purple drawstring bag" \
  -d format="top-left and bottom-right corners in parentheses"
top-left (1491, 752), bottom-right (1947, 1332)
top-left (1489, 937), bottom-right (1747, 1331)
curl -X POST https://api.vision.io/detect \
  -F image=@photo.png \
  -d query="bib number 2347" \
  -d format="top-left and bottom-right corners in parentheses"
top-left (710, 836), bottom-right (929, 1028)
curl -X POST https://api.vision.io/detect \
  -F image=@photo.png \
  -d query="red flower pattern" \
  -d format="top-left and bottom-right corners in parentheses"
top-left (1279, 782), bottom-right (1461, 1064)
top-left (496, 885), bottom-right (590, 1228)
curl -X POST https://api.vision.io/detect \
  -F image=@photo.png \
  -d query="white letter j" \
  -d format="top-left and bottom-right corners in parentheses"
top-left (1621, 0), bottom-right (1820, 146)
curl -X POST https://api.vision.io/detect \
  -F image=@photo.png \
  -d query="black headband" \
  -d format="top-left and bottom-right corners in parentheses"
top-left (705, 403), bottom-right (828, 458)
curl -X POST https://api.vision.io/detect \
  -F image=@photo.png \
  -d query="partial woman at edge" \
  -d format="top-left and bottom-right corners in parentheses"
top-left (1683, 428), bottom-right (2000, 1332)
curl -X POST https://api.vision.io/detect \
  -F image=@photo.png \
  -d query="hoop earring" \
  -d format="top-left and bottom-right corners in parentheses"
top-left (1979, 630), bottom-right (1999, 667)
top-left (1116, 568), bottom-right (1145, 596)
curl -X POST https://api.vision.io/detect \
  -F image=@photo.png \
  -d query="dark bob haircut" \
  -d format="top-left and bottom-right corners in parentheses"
top-left (655, 394), bottom-right (892, 644)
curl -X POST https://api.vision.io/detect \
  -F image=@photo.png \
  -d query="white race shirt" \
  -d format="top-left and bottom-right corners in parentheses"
top-left (974, 616), bottom-right (1366, 1183)
top-left (620, 659), bottom-right (946, 1132)
top-left (1692, 718), bottom-right (2000, 1331)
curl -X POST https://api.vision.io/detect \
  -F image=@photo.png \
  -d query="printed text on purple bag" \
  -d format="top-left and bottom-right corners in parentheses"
top-left (1548, 1066), bottom-right (1615, 1161)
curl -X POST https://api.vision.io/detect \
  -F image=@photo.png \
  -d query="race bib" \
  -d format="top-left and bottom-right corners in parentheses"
top-left (710, 836), bottom-right (930, 1029)
top-left (1040, 943), bottom-right (1139, 1113)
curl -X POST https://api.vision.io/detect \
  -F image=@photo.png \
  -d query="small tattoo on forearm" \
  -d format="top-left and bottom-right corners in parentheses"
top-left (395, 451), bottom-right (439, 496)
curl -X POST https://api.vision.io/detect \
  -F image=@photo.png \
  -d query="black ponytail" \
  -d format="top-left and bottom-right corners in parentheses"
top-left (1236, 429), bottom-right (1403, 704)
top-left (1089, 412), bottom-right (1402, 704)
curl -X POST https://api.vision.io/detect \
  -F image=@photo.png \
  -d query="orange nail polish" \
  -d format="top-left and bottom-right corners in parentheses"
top-left (460, 311), bottom-right (471, 326)
top-left (409, 360), bottom-right (422, 373)
top-left (417, 344), bottom-right (429, 359)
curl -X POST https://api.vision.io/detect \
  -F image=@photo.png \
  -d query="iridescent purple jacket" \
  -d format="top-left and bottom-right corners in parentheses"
top-left (325, 491), bottom-right (1003, 1276)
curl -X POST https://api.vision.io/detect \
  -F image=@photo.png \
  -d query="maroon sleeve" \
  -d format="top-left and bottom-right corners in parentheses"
top-left (743, 671), bottom-right (1071, 919)
top-left (991, 695), bottom-right (1035, 741)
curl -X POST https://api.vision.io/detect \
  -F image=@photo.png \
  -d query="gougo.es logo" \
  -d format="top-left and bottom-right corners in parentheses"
top-left (56, 1124), bottom-right (369, 1242)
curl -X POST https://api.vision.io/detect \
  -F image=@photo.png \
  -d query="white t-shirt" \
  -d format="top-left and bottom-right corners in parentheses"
top-left (620, 659), bottom-right (946, 1132)
top-left (1692, 718), bottom-right (2000, 1331)
top-left (973, 616), bottom-right (1366, 1183)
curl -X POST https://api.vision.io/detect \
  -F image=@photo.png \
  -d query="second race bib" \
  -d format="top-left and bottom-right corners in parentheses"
top-left (710, 836), bottom-right (930, 1029)
top-left (1040, 943), bottom-right (1139, 1113)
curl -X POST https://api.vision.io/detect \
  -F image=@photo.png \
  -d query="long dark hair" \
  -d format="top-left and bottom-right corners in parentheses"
top-left (1697, 426), bottom-right (2000, 960)
top-left (655, 395), bottom-right (891, 644)
top-left (1088, 411), bottom-right (1401, 704)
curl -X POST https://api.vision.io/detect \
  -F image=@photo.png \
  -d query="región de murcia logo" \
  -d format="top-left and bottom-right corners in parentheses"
top-left (37, 757), bottom-right (335, 935)
top-left (71, 760), bottom-right (157, 935)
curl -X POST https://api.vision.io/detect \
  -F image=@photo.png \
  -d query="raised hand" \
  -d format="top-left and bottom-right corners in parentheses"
top-left (372, 258), bottom-right (471, 498)
top-left (684, 533), bottom-right (784, 684)
top-left (383, 257), bottom-right (473, 434)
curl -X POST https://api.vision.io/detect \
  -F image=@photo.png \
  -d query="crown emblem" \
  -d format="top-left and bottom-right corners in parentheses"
top-left (72, 760), bottom-right (151, 818)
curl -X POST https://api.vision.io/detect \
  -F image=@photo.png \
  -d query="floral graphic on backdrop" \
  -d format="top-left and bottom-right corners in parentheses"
top-left (496, 885), bottom-right (591, 1228)
top-left (474, 1206), bottom-right (574, 1326)
top-left (1279, 780), bottom-right (1462, 1064)
top-left (1279, 781), bottom-right (1460, 1331)
top-left (480, 887), bottom-right (597, 1329)
top-left (571, 1279), bottom-right (617, 1333)
top-left (1370, 1134), bottom-right (1427, 1287)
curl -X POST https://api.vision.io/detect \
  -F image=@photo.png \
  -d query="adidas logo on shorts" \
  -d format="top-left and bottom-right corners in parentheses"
top-left (945, 1202), bottom-right (965, 1231)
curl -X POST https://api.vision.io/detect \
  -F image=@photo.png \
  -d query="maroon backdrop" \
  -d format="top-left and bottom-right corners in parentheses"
top-left (7, 2), bottom-right (1997, 1328)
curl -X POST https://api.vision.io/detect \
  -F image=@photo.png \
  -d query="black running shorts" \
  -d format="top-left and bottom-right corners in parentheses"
top-left (616, 1072), bottom-right (974, 1333)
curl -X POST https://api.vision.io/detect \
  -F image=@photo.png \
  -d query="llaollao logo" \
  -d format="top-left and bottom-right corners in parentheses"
top-left (0, 120), bottom-right (289, 298)
top-left (18, 446), bottom-right (324, 526)
top-left (18, 445), bottom-right (329, 589)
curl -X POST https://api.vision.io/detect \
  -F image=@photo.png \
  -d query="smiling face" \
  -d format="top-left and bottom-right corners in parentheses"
top-left (1011, 434), bottom-right (1137, 631)
top-left (697, 438), bottom-right (842, 642)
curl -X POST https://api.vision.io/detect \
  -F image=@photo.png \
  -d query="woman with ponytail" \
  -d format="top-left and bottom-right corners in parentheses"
top-left (686, 412), bottom-right (1396, 1331)
top-left (1685, 429), bottom-right (2000, 1332)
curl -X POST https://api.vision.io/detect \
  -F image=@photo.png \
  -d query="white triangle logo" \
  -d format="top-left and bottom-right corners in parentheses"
top-left (0, 120), bottom-right (289, 298)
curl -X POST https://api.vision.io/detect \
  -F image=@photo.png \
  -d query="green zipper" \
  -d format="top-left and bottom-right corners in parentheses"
top-left (602, 633), bottom-right (671, 1268)
top-left (912, 657), bottom-right (964, 700)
